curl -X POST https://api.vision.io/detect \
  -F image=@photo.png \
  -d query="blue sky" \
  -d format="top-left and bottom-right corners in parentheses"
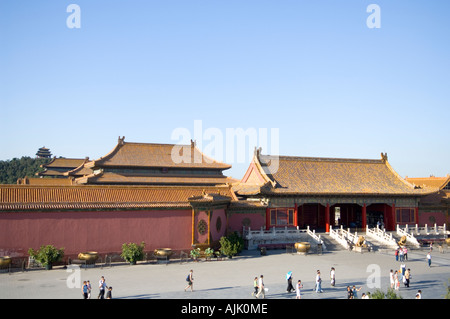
top-left (1, 0), bottom-right (449, 179)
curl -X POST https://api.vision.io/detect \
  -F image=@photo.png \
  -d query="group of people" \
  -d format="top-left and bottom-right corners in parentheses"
top-left (251, 275), bottom-right (270, 299)
top-left (390, 265), bottom-right (412, 290)
top-left (346, 285), bottom-right (364, 299)
top-left (395, 246), bottom-right (408, 262)
top-left (252, 268), bottom-right (369, 299)
top-left (285, 272), bottom-right (304, 299)
top-left (82, 276), bottom-right (112, 299)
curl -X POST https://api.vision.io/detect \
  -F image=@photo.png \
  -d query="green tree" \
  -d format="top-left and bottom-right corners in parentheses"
top-left (219, 232), bottom-right (244, 257)
top-left (371, 288), bottom-right (402, 299)
top-left (0, 157), bottom-right (50, 184)
top-left (444, 279), bottom-right (450, 299)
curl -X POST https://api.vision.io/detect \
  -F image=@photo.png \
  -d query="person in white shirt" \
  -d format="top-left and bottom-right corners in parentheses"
top-left (389, 269), bottom-right (395, 289)
top-left (330, 267), bottom-right (336, 287)
top-left (415, 290), bottom-right (422, 299)
top-left (256, 275), bottom-right (265, 299)
top-left (295, 280), bottom-right (303, 299)
top-left (98, 276), bottom-right (108, 299)
top-left (315, 270), bottom-right (323, 293)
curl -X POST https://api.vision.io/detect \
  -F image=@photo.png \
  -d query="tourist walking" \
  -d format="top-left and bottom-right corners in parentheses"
top-left (315, 270), bottom-right (323, 293)
top-left (404, 268), bottom-right (411, 288)
top-left (394, 271), bottom-right (400, 290)
top-left (401, 263), bottom-right (406, 274)
top-left (98, 276), bottom-right (108, 299)
top-left (330, 267), bottom-right (336, 287)
top-left (400, 263), bottom-right (406, 279)
top-left (427, 252), bottom-right (432, 267)
top-left (389, 269), bottom-right (394, 289)
top-left (286, 271), bottom-right (294, 293)
top-left (295, 280), bottom-right (303, 299)
top-left (256, 275), bottom-right (265, 299)
top-left (252, 276), bottom-right (258, 297)
top-left (395, 248), bottom-right (399, 261)
top-left (82, 281), bottom-right (89, 299)
top-left (403, 247), bottom-right (408, 261)
top-left (184, 269), bottom-right (194, 292)
top-left (399, 248), bottom-right (404, 262)
top-left (86, 280), bottom-right (92, 299)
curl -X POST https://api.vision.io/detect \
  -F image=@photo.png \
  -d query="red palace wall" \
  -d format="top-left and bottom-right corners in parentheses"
top-left (0, 209), bottom-right (192, 258)
top-left (227, 211), bottom-right (266, 233)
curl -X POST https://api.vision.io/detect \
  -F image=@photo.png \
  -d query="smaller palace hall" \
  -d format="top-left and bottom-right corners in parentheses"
top-left (1, 137), bottom-right (448, 258)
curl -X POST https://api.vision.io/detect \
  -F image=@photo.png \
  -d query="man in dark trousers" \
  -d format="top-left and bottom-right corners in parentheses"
top-left (98, 276), bottom-right (108, 299)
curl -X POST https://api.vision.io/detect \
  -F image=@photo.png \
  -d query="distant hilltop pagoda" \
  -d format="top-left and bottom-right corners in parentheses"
top-left (36, 146), bottom-right (52, 158)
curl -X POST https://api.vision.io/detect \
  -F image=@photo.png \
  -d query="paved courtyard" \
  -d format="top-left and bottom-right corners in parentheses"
top-left (1, 246), bottom-right (449, 300)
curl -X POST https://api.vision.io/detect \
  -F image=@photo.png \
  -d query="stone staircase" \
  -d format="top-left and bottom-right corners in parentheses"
top-left (319, 232), bottom-right (395, 253)
top-left (317, 233), bottom-right (341, 252)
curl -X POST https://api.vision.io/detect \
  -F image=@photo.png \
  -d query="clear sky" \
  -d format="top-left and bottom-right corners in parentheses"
top-left (1, 0), bottom-right (449, 180)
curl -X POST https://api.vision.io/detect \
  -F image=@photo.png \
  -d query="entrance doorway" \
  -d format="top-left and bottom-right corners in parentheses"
top-left (331, 204), bottom-right (362, 228)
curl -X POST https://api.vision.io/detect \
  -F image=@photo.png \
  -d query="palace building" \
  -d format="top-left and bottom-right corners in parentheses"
top-left (0, 138), bottom-right (446, 259)
top-left (36, 157), bottom-right (90, 178)
top-left (405, 175), bottom-right (450, 226)
top-left (233, 148), bottom-right (437, 232)
top-left (73, 136), bottom-right (235, 186)
top-left (0, 138), bottom-right (261, 258)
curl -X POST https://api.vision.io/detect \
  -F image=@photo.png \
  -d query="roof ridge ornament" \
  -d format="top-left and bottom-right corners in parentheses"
top-left (254, 146), bottom-right (262, 157)
top-left (381, 152), bottom-right (388, 163)
top-left (118, 136), bottom-right (125, 145)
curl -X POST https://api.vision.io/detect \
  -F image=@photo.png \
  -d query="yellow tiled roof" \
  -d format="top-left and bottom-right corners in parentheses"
top-left (74, 171), bottom-right (235, 186)
top-left (17, 177), bottom-right (74, 186)
top-left (86, 138), bottom-right (231, 170)
top-left (0, 184), bottom-right (236, 211)
top-left (405, 175), bottom-right (450, 190)
top-left (37, 158), bottom-right (88, 177)
top-left (237, 152), bottom-right (437, 196)
top-left (42, 158), bottom-right (86, 168)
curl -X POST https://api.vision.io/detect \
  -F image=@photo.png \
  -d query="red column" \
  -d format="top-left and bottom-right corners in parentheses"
top-left (325, 203), bottom-right (330, 232)
top-left (415, 206), bottom-right (419, 226)
top-left (362, 203), bottom-right (367, 229)
top-left (391, 203), bottom-right (396, 231)
top-left (294, 203), bottom-right (298, 227)
top-left (266, 207), bottom-right (270, 230)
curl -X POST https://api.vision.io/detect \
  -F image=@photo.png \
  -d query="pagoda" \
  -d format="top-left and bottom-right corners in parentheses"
top-left (36, 146), bottom-right (52, 158)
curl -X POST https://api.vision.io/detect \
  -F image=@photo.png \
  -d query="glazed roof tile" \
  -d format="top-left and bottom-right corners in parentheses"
top-left (86, 137), bottom-right (231, 170)
top-left (405, 175), bottom-right (450, 190)
top-left (74, 171), bottom-right (235, 186)
top-left (237, 151), bottom-right (437, 196)
top-left (0, 185), bottom-right (236, 211)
